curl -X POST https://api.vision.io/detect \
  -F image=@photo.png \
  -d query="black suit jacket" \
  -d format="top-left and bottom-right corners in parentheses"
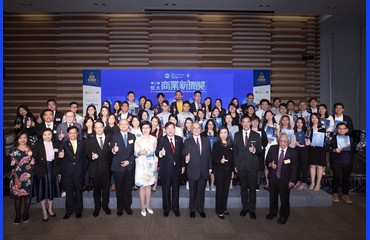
top-left (170, 101), bottom-right (183, 115)
top-left (329, 134), bottom-right (355, 164)
top-left (85, 135), bottom-right (113, 178)
top-left (183, 136), bottom-right (212, 180)
top-left (110, 132), bottom-right (136, 172)
top-left (190, 102), bottom-right (205, 115)
top-left (32, 140), bottom-right (60, 177)
top-left (155, 135), bottom-right (185, 177)
top-left (32, 122), bottom-right (58, 140)
top-left (233, 130), bottom-right (262, 171)
top-left (212, 141), bottom-right (234, 173)
top-left (54, 110), bottom-right (64, 126)
top-left (58, 140), bottom-right (86, 177)
top-left (265, 145), bottom-right (298, 184)
top-left (332, 114), bottom-right (354, 133)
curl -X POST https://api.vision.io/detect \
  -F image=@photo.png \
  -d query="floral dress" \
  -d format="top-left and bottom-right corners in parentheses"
top-left (9, 147), bottom-right (33, 197)
top-left (134, 135), bottom-right (158, 187)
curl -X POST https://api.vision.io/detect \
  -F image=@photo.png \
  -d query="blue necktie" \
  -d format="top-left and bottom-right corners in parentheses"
top-left (124, 134), bottom-right (128, 148)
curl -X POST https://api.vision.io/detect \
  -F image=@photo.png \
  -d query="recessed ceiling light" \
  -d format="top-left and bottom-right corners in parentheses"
top-left (165, 3), bottom-right (169, 6)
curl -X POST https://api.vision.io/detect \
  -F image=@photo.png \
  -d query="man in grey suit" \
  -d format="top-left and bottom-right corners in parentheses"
top-left (234, 115), bottom-right (262, 219)
top-left (56, 111), bottom-right (82, 142)
top-left (183, 122), bottom-right (212, 219)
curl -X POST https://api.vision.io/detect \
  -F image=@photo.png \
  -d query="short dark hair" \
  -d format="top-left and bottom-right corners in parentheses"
top-left (127, 91), bottom-right (135, 96)
top-left (308, 97), bottom-right (318, 103)
top-left (93, 120), bottom-right (104, 128)
top-left (183, 101), bottom-right (191, 106)
top-left (336, 122), bottom-right (348, 129)
top-left (279, 103), bottom-right (287, 108)
top-left (333, 102), bottom-right (345, 109)
top-left (175, 90), bottom-right (182, 94)
top-left (287, 100), bottom-right (295, 105)
top-left (67, 125), bottom-right (79, 133)
top-left (47, 99), bottom-right (57, 104)
top-left (246, 93), bottom-right (254, 97)
top-left (121, 101), bottom-right (129, 107)
top-left (259, 99), bottom-right (270, 105)
top-left (156, 93), bottom-right (165, 98)
top-left (69, 101), bottom-right (78, 107)
top-left (165, 121), bottom-right (175, 129)
top-left (241, 115), bottom-right (251, 122)
top-left (140, 121), bottom-right (151, 132)
top-left (162, 100), bottom-right (169, 106)
top-left (194, 90), bottom-right (202, 96)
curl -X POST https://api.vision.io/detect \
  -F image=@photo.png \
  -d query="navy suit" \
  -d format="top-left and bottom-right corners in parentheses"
top-left (265, 145), bottom-right (298, 219)
top-left (59, 140), bottom-right (86, 215)
top-left (155, 135), bottom-right (185, 213)
top-left (110, 131), bottom-right (136, 212)
top-left (85, 135), bottom-right (113, 210)
top-left (183, 136), bottom-right (212, 212)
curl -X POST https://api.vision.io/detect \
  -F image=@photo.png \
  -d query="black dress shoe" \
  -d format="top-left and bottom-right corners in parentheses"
top-left (63, 213), bottom-right (71, 220)
top-left (93, 208), bottom-right (100, 217)
top-left (42, 217), bottom-right (49, 222)
top-left (174, 211), bottom-right (181, 217)
top-left (265, 213), bottom-right (277, 220)
top-left (218, 214), bottom-right (225, 220)
top-left (76, 213), bottom-right (82, 218)
top-left (103, 208), bottom-right (111, 215)
top-left (249, 211), bottom-right (256, 219)
top-left (199, 212), bottom-right (206, 218)
top-left (13, 215), bottom-right (21, 225)
top-left (278, 217), bottom-right (288, 224)
top-left (126, 209), bottom-right (133, 215)
top-left (240, 209), bottom-right (248, 217)
top-left (223, 211), bottom-right (230, 216)
top-left (190, 211), bottom-right (195, 218)
top-left (163, 211), bottom-right (169, 217)
top-left (117, 211), bottom-right (123, 217)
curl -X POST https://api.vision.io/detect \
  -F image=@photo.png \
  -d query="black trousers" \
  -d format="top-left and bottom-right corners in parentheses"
top-left (188, 178), bottom-right (207, 212)
top-left (161, 169), bottom-right (181, 212)
top-left (237, 168), bottom-right (258, 211)
top-left (269, 178), bottom-right (291, 219)
top-left (92, 170), bottom-right (110, 209)
top-left (214, 168), bottom-right (232, 214)
top-left (332, 161), bottom-right (352, 195)
top-left (296, 146), bottom-right (309, 183)
top-left (113, 170), bottom-right (134, 211)
top-left (63, 171), bottom-right (84, 214)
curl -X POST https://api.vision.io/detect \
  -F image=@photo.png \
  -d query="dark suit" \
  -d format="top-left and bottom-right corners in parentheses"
top-left (233, 130), bottom-right (262, 212)
top-left (190, 102), bottom-right (205, 115)
top-left (116, 112), bottom-right (133, 123)
top-left (170, 101), bottom-right (183, 115)
top-left (59, 140), bottom-right (86, 215)
top-left (29, 122), bottom-right (58, 141)
top-left (33, 141), bottom-right (60, 178)
top-left (54, 110), bottom-right (64, 126)
top-left (265, 145), bottom-right (298, 219)
top-left (183, 136), bottom-right (212, 212)
top-left (85, 135), bottom-right (113, 210)
top-left (332, 115), bottom-right (354, 133)
top-left (155, 135), bottom-right (185, 213)
top-left (110, 131), bottom-right (136, 212)
top-left (212, 141), bottom-right (234, 215)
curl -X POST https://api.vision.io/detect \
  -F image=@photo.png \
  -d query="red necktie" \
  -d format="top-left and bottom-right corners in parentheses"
top-left (244, 132), bottom-right (249, 147)
top-left (170, 138), bottom-right (175, 154)
top-left (276, 149), bottom-right (284, 179)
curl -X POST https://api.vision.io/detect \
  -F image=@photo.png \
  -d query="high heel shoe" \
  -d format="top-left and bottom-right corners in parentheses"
top-left (47, 210), bottom-right (57, 217)
top-left (146, 208), bottom-right (154, 214)
top-left (42, 217), bottom-right (49, 222)
top-left (141, 209), bottom-right (147, 217)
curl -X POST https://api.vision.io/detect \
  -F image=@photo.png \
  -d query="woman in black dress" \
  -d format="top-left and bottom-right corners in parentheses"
top-left (32, 128), bottom-right (61, 222)
top-left (212, 126), bottom-right (234, 219)
top-left (308, 113), bottom-right (326, 191)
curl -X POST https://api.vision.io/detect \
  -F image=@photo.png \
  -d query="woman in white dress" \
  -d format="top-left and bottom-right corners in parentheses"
top-left (134, 121), bottom-right (158, 216)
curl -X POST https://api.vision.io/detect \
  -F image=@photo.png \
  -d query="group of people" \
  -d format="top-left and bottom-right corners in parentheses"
top-left (9, 90), bottom-right (356, 225)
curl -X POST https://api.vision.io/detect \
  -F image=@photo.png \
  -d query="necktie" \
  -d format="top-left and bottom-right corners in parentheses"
top-left (244, 132), bottom-right (249, 147)
top-left (47, 123), bottom-right (51, 129)
top-left (170, 138), bottom-right (175, 154)
top-left (276, 149), bottom-right (284, 179)
top-left (124, 134), bottom-right (128, 148)
top-left (196, 137), bottom-right (201, 154)
top-left (72, 141), bottom-right (77, 154)
top-left (99, 137), bottom-right (104, 150)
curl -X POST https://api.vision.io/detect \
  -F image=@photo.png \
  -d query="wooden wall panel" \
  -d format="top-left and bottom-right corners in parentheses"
top-left (3, 12), bottom-right (320, 131)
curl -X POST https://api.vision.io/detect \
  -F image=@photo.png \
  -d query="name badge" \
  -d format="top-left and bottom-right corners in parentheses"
top-left (54, 148), bottom-right (59, 152)
top-left (128, 140), bottom-right (134, 144)
top-left (284, 159), bottom-right (291, 164)
top-left (56, 118), bottom-right (61, 121)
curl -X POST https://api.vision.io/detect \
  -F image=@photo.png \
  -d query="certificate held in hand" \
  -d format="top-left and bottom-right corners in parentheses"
top-left (337, 135), bottom-right (351, 151)
top-left (312, 131), bottom-right (325, 147)
top-left (265, 126), bottom-right (276, 141)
